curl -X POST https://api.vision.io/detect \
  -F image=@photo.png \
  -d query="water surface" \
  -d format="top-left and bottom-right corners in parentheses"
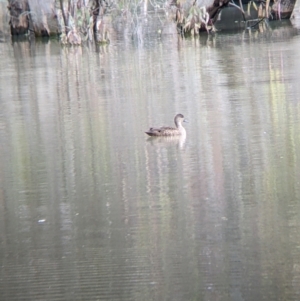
top-left (1, 21), bottom-right (300, 301)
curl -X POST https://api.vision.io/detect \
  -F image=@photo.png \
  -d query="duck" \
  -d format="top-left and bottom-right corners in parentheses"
top-left (145, 114), bottom-right (187, 136)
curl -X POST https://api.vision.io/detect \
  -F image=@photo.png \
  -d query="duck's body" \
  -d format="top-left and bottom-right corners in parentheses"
top-left (145, 114), bottom-right (187, 137)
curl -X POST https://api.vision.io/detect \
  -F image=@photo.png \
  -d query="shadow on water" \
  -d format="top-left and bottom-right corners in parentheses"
top-left (146, 135), bottom-right (187, 149)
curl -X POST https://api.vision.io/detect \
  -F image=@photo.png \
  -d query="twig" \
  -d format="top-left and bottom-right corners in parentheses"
top-left (265, 0), bottom-right (270, 18)
top-left (229, 2), bottom-right (246, 20)
top-left (246, 17), bottom-right (265, 28)
top-left (59, 0), bottom-right (68, 33)
top-left (238, 0), bottom-right (246, 20)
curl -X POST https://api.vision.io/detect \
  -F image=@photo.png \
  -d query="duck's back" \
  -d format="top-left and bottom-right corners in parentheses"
top-left (145, 126), bottom-right (180, 136)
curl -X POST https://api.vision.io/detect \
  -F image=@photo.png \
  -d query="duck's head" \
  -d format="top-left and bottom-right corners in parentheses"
top-left (174, 114), bottom-right (187, 126)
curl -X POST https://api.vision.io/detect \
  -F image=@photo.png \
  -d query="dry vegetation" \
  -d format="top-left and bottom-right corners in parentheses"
top-left (6, 0), bottom-right (296, 44)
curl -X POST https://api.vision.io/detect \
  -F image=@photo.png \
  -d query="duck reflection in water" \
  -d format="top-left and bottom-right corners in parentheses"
top-left (146, 134), bottom-right (186, 149)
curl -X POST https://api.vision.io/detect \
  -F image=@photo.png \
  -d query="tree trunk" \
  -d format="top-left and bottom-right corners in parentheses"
top-left (8, 0), bottom-right (29, 35)
top-left (207, 0), bottom-right (231, 22)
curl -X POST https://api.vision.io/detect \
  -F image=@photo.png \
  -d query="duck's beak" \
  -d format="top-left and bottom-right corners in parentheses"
top-left (183, 119), bottom-right (188, 123)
